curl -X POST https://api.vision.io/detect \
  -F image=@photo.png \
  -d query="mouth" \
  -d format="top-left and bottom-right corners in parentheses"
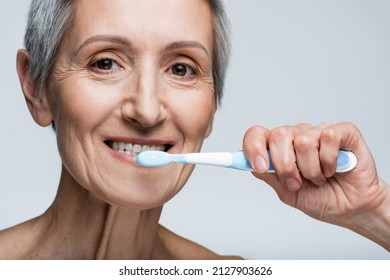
top-left (105, 140), bottom-right (171, 157)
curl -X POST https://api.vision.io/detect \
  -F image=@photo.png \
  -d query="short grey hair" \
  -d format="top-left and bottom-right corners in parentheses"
top-left (209, 0), bottom-right (231, 105)
top-left (24, 0), bottom-right (231, 105)
top-left (25, 0), bottom-right (73, 99)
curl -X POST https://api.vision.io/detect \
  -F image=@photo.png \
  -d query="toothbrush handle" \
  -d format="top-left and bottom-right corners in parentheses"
top-left (229, 150), bottom-right (357, 173)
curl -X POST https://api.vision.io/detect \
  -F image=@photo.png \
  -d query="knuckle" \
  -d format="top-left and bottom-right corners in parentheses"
top-left (321, 126), bottom-right (337, 141)
top-left (318, 121), bottom-right (332, 127)
top-left (340, 122), bottom-right (362, 145)
top-left (243, 125), bottom-right (269, 152)
top-left (341, 121), bottom-right (360, 133)
top-left (294, 135), bottom-right (315, 151)
top-left (296, 123), bottom-right (312, 130)
top-left (269, 126), bottom-right (294, 142)
top-left (244, 125), bottom-right (266, 137)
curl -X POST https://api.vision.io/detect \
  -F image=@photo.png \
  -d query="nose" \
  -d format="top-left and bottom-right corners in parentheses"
top-left (121, 67), bottom-right (166, 128)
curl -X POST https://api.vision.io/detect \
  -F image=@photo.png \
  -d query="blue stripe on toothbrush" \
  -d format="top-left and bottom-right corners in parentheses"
top-left (229, 151), bottom-right (274, 171)
top-left (337, 151), bottom-right (350, 169)
top-left (228, 150), bottom-right (354, 172)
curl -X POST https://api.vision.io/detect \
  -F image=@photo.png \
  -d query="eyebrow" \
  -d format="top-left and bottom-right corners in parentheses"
top-left (76, 35), bottom-right (132, 53)
top-left (76, 35), bottom-right (209, 57)
top-left (165, 41), bottom-right (210, 57)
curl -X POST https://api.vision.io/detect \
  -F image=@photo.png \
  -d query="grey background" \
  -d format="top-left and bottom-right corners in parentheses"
top-left (1, 0), bottom-right (389, 259)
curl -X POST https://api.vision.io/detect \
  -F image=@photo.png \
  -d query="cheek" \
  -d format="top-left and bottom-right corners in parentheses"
top-left (168, 87), bottom-right (215, 143)
top-left (53, 81), bottom-right (120, 131)
top-left (49, 80), bottom-right (121, 172)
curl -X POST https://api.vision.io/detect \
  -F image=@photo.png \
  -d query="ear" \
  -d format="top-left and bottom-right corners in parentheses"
top-left (16, 49), bottom-right (53, 127)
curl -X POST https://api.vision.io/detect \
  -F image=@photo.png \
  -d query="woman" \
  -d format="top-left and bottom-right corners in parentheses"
top-left (0, 0), bottom-right (389, 259)
top-left (1, 0), bottom-right (232, 259)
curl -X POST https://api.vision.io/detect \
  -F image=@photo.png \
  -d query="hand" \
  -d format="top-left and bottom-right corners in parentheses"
top-left (243, 122), bottom-right (389, 235)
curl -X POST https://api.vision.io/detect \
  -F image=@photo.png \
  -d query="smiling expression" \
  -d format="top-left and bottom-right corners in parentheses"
top-left (44, 0), bottom-right (215, 209)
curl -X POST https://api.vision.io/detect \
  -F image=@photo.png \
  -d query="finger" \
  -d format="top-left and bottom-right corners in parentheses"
top-left (319, 122), bottom-right (362, 177)
top-left (296, 122), bottom-right (313, 130)
top-left (243, 125), bottom-right (270, 173)
top-left (294, 126), bottom-right (327, 185)
top-left (268, 126), bottom-right (302, 191)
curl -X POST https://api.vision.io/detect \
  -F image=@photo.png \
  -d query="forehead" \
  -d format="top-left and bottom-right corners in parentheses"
top-left (68, 0), bottom-right (214, 52)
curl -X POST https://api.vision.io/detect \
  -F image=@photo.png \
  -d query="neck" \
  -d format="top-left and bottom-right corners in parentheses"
top-left (31, 166), bottom-right (168, 259)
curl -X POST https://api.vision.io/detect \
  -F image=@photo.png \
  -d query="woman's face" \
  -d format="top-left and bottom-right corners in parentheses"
top-left (46, 0), bottom-right (215, 209)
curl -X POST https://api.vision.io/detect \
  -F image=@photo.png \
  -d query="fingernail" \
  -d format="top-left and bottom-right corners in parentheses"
top-left (254, 156), bottom-right (268, 173)
top-left (285, 178), bottom-right (301, 191)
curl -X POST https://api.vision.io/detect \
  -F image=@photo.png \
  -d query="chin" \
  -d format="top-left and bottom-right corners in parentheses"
top-left (89, 164), bottom-right (194, 210)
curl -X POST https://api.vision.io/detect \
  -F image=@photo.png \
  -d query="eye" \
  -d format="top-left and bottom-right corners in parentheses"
top-left (169, 63), bottom-right (196, 78)
top-left (91, 58), bottom-right (121, 73)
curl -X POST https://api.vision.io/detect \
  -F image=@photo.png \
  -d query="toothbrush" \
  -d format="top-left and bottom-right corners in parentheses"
top-left (135, 150), bottom-right (357, 173)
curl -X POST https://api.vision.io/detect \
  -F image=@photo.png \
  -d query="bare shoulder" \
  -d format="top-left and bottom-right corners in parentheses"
top-left (0, 220), bottom-right (37, 259)
top-left (158, 225), bottom-right (243, 260)
top-left (0, 225), bottom-right (22, 259)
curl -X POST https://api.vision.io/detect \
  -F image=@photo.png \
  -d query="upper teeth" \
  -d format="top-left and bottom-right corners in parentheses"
top-left (111, 141), bottom-right (166, 155)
